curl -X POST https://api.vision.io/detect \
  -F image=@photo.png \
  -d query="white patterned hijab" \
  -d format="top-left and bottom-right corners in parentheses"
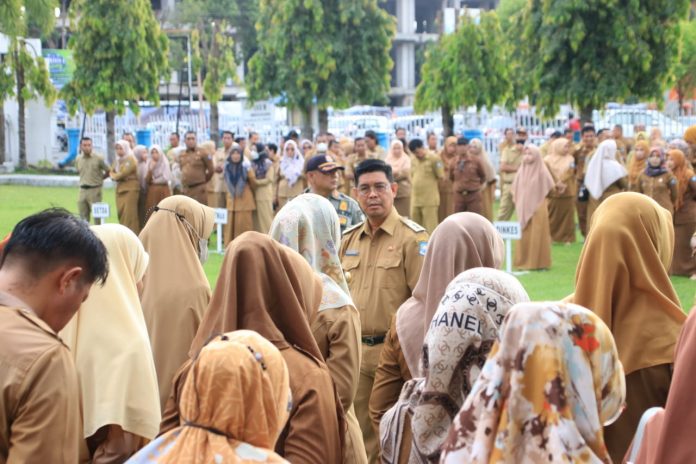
top-left (270, 193), bottom-right (353, 311)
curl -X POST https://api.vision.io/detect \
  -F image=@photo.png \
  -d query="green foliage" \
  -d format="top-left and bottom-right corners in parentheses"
top-left (13, 42), bottom-right (56, 105)
top-left (246, 0), bottom-right (394, 111)
top-left (61, 0), bottom-right (169, 115)
top-left (674, 19), bottom-right (696, 104)
top-left (0, 0), bottom-right (56, 37)
top-left (414, 12), bottom-right (510, 113)
top-left (518, 0), bottom-right (690, 116)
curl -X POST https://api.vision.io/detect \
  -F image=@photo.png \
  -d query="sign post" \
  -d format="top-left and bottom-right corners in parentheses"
top-left (493, 221), bottom-right (521, 274)
top-left (91, 203), bottom-right (110, 225)
top-left (214, 208), bottom-right (228, 254)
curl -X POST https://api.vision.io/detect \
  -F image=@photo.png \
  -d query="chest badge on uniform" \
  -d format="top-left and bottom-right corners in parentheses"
top-left (339, 201), bottom-right (348, 211)
top-left (345, 249), bottom-right (359, 256)
top-left (419, 241), bottom-right (428, 256)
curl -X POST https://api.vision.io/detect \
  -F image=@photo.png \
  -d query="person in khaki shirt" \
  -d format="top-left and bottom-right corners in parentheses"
top-left (0, 209), bottom-right (109, 464)
top-left (110, 140), bottom-right (141, 235)
top-left (75, 137), bottom-right (110, 223)
top-left (346, 138), bottom-right (377, 199)
top-left (207, 131), bottom-right (233, 208)
top-left (497, 128), bottom-right (527, 220)
top-left (180, 131), bottom-right (214, 205)
top-left (408, 138), bottom-right (444, 232)
top-left (365, 130), bottom-right (386, 161)
top-left (340, 159), bottom-right (428, 464)
top-left (573, 126), bottom-right (597, 237)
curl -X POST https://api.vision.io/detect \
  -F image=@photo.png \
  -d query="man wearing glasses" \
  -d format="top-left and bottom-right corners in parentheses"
top-left (340, 159), bottom-right (428, 463)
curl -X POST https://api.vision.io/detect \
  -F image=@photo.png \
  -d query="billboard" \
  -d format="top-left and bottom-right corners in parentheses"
top-left (42, 49), bottom-right (74, 89)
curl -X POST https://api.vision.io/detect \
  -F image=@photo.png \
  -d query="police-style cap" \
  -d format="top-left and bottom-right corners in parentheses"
top-left (306, 154), bottom-right (345, 173)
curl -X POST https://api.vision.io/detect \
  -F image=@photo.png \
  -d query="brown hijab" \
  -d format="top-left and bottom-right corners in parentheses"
top-left (634, 308), bottom-right (696, 463)
top-left (140, 195), bottom-right (215, 410)
top-left (628, 140), bottom-right (649, 185)
top-left (511, 144), bottom-right (555, 229)
top-left (190, 231), bottom-right (324, 361)
top-left (544, 138), bottom-right (573, 181)
top-left (395, 213), bottom-right (505, 376)
top-left (572, 192), bottom-right (685, 375)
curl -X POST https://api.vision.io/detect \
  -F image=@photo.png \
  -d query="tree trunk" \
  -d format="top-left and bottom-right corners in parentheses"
top-left (14, 51), bottom-right (27, 169)
top-left (441, 104), bottom-right (454, 137)
top-left (106, 110), bottom-right (116, 164)
top-left (0, 103), bottom-right (5, 164)
top-left (197, 71), bottom-right (205, 135)
top-left (580, 105), bottom-right (593, 126)
top-left (301, 106), bottom-right (313, 141)
top-left (318, 108), bottom-right (328, 134)
top-left (210, 102), bottom-right (219, 145)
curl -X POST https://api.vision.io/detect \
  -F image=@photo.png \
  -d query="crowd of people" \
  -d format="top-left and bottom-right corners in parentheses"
top-left (0, 120), bottom-right (694, 463)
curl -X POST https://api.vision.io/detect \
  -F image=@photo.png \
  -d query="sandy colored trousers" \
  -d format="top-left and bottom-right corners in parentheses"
top-left (78, 187), bottom-right (103, 223)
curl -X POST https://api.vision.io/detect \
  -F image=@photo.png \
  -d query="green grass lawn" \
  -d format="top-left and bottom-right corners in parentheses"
top-left (1, 184), bottom-right (693, 310)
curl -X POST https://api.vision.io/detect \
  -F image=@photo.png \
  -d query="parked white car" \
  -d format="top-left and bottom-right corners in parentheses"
top-left (595, 110), bottom-right (685, 138)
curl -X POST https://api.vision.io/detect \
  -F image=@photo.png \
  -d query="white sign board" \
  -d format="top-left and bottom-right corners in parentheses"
top-left (494, 221), bottom-right (521, 240)
top-left (214, 208), bottom-right (228, 225)
top-left (92, 203), bottom-right (110, 219)
top-left (243, 100), bottom-right (274, 126)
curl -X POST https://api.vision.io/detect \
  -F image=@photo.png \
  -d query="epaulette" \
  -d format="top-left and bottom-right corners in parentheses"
top-left (400, 217), bottom-right (426, 233)
top-left (343, 221), bottom-right (364, 235)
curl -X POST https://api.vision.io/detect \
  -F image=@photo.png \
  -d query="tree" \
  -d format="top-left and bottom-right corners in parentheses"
top-left (246, 0), bottom-right (394, 138)
top-left (414, 12), bottom-right (510, 136)
top-left (519, 0), bottom-right (690, 122)
top-left (174, 0), bottom-right (238, 144)
top-left (674, 19), bottom-right (696, 115)
top-left (0, 0), bottom-right (57, 168)
top-left (62, 0), bottom-right (168, 162)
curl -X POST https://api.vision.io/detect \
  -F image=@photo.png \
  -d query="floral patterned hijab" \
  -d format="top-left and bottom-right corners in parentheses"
top-left (441, 302), bottom-right (626, 464)
top-left (270, 193), bottom-right (353, 311)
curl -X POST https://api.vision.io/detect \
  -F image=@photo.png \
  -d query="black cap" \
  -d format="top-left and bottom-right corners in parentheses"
top-left (457, 137), bottom-right (469, 145)
top-left (306, 154), bottom-right (345, 173)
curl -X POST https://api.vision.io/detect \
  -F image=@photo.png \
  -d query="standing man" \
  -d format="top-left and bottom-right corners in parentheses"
top-left (408, 138), bottom-right (444, 232)
top-left (365, 130), bottom-right (386, 160)
top-left (305, 154), bottom-right (364, 233)
top-left (340, 159), bottom-right (428, 463)
top-left (613, 124), bottom-right (630, 163)
top-left (498, 127), bottom-right (515, 154)
top-left (76, 137), bottom-right (109, 223)
top-left (208, 131), bottom-right (233, 208)
top-left (426, 131), bottom-right (438, 154)
top-left (497, 128), bottom-right (527, 220)
top-left (573, 125), bottom-right (597, 237)
top-left (166, 132), bottom-right (180, 163)
top-left (179, 131), bottom-right (214, 205)
top-left (346, 137), bottom-right (375, 195)
top-left (394, 127), bottom-right (407, 141)
top-left (451, 136), bottom-right (487, 214)
top-left (0, 208), bottom-right (109, 463)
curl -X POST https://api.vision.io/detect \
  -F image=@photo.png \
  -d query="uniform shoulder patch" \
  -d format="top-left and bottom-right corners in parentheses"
top-left (400, 217), bottom-right (426, 233)
top-left (343, 221), bottom-right (364, 235)
top-left (418, 240), bottom-right (428, 256)
top-left (670, 178), bottom-right (677, 185)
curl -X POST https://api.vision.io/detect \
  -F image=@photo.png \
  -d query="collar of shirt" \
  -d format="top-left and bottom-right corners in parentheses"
top-left (361, 206), bottom-right (399, 238)
top-left (0, 290), bottom-right (60, 337)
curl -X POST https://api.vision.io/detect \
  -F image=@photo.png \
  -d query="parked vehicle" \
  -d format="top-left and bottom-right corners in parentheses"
top-left (595, 109), bottom-right (685, 138)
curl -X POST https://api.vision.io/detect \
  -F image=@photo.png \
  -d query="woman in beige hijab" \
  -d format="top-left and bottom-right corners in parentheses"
top-left (60, 224), bottom-right (160, 462)
top-left (369, 213), bottom-right (504, 451)
top-left (160, 232), bottom-right (344, 464)
top-left (139, 195), bottom-right (215, 411)
top-left (385, 140), bottom-right (412, 217)
top-left (512, 144), bottom-right (555, 270)
top-left (145, 145), bottom-right (172, 219)
top-left (437, 136), bottom-right (458, 223)
top-left (572, 192), bottom-right (686, 462)
top-left (110, 140), bottom-right (141, 234)
top-left (544, 138), bottom-right (577, 243)
top-left (468, 139), bottom-right (497, 221)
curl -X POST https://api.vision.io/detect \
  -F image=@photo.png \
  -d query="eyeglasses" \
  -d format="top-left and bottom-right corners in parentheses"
top-left (357, 183), bottom-right (389, 196)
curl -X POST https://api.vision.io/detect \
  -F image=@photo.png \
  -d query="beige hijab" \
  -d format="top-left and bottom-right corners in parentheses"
top-left (396, 213), bottom-right (505, 376)
top-left (139, 195), bottom-right (215, 410)
top-left (511, 144), bottom-right (555, 229)
top-left (60, 224), bottom-right (161, 440)
top-left (469, 138), bottom-right (496, 182)
top-left (544, 138), bottom-right (573, 181)
top-left (386, 140), bottom-right (411, 173)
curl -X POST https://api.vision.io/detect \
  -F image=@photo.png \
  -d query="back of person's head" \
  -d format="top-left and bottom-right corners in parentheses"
top-left (364, 130), bottom-right (377, 141)
top-left (408, 138), bottom-right (424, 153)
top-left (581, 125), bottom-right (596, 135)
top-left (354, 158), bottom-right (394, 183)
top-left (1, 208), bottom-right (108, 285)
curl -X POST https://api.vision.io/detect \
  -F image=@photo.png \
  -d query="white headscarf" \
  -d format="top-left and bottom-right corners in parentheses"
top-left (585, 139), bottom-right (627, 199)
top-left (280, 140), bottom-right (304, 187)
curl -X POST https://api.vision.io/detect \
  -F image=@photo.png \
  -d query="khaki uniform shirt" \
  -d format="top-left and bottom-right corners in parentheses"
top-left (411, 154), bottom-right (445, 207)
top-left (450, 155), bottom-right (486, 193)
top-left (110, 155), bottom-right (139, 192)
top-left (0, 293), bottom-right (82, 464)
top-left (180, 147), bottom-right (214, 188)
top-left (208, 147), bottom-right (230, 193)
top-left (573, 144), bottom-right (596, 182)
top-left (340, 208), bottom-right (428, 336)
top-left (76, 152), bottom-right (109, 187)
top-left (368, 145), bottom-right (386, 161)
top-left (500, 145), bottom-right (523, 183)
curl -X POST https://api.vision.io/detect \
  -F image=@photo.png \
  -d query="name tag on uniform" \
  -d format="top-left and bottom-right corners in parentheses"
top-left (419, 241), bottom-right (428, 256)
top-left (339, 200), bottom-right (348, 211)
top-left (339, 216), bottom-right (347, 225)
top-left (345, 249), bottom-right (359, 256)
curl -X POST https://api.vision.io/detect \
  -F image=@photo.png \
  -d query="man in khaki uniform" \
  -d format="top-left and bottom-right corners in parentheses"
top-left (365, 130), bottom-right (386, 160)
top-left (0, 209), bottom-right (109, 463)
top-left (573, 125), bottom-right (597, 237)
top-left (340, 159), bottom-right (428, 463)
top-left (180, 131), bottom-right (214, 205)
top-left (207, 131), bottom-right (233, 208)
top-left (497, 128), bottom-right (527, 220)
top-left (75, 137), bottom-right (109, 223)
top-left (345, 137), bottom-right (376, 197)
top-left (409, 138), bottom-right (444, 232)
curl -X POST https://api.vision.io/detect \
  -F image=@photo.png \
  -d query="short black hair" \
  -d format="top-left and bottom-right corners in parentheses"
top-left (184, 130), bottom-right (196, 137)
top-left (267, 143), bottom-right (278, 153)
top-left (354, 137), bottom-right (365, 143)
top-left (235, 137), bottom-right (246, 144)
top-left (221, 131), bottom-right (234, 138)
top-left (287, 130), bottom-right (299, 139)
top-left (354, 159), bottom-right (394, 184)
top-left (1, 208), bottom-right (108, 285)
top-left (457, 137), bottom-right (469, 146)
top-left (80, 137), bottom-right (92, 143)
top-left (395, 127), bottom-right (406, 134)
top-left (581, 125), bottom-right (596, 135)
top-left (408, 138), bottom-right (424, 153)
top-left (170, 132), bottom-right (180, 139)
top-left (364, 130), bottom-right (377, 141)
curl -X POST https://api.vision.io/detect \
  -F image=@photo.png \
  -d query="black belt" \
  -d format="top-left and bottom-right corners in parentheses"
top-left (361, 334), bottom-right (386, 346)
top-left (185, 181), bottom-right (206, 189)
top-left (80, 185), bottom-right (100, 189)
top-left (458, 189), bottom-right (480, 196)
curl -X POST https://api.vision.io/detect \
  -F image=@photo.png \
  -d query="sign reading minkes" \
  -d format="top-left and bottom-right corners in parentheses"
top-left (214, 208), bottom-right (228, 254)
top-left (493, 221), bottom-right (521, 273)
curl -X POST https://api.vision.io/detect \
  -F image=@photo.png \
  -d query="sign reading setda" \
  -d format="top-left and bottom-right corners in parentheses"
top-left (494, 221), bottom-right (521, 240)
top-left (91, 203), bottom-right (110, 219)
